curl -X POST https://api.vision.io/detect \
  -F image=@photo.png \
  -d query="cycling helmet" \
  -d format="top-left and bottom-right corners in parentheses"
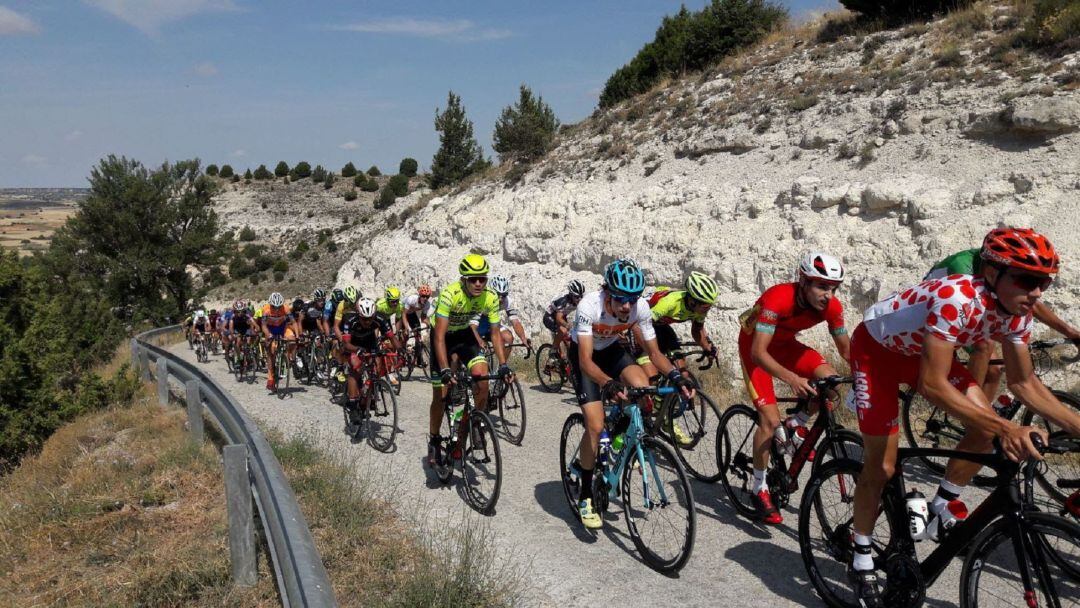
top-left (567, 279), bottom-right (585, 297)
top-left (685, 271), bottom-right (719, 305)
top-left (233, 300), bottom-right (245, 311)
top-left (292, 297), bottom-right (304, 310)
top-left (210, 309), bottom-right (217, 315)
top-left (385, 286), bottom-right (401, 301)
top-left (604, 258), bottom-right (646, 297)
top-left (356, 298), bottom-right (377, 318)
top-left (490, 275), bottom-right (510, 295)
top-left (343, 286), bottom-right (359, 302)
top-left (331, 288), bottom-right (345, 303)
top-left (981, 227), bottom-right (1059, 275)
top-left (268, 292), bottom-right (285, 307)
top-left (312, 287), bottom-right (326, 300)
top-left (418, 284), bottom-right (433, 296)
top-left (798, 252), bottom-right (845, 283)
top-left (459, 253), bottom-right (490, 277)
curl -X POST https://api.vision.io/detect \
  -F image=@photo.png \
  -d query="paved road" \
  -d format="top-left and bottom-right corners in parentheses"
top-left (170, 343), bottom-right (979, 607)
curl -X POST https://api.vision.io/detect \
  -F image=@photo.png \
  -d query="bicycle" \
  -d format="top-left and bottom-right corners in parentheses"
top-left (799, 435), bottom-right (1080, 607)
top-left (267, 336), bottom-right (292, 398)
top-left (193, 331), bottom-right (208, 363)
top-left (482, 342), bottom-right (529, 446)
top-left (718, 376), bottom-right (864, 522)
top-left (902, 339), bottom-right (1080, 501)
top-left (431, 368), bottom-right (504, 515)
top-left (652, 342), bottom-right (724, 483)
top-left (401, 326), bottom-right (431, 381)
top-left (342, 350), bottom-right (399, 452)
top-left (559, 385), bottom-right (696, 573)
top-left (535, 332), bottom-right (577, 393)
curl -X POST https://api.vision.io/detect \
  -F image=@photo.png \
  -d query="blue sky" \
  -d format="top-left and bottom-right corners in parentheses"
top-left (0, 0), bottom-right (837, 187)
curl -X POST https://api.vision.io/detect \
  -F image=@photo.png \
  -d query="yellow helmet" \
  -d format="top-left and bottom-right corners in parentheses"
top-left (385, 286), bottom-right (401, 301)
top-left (458, 253), bottom-right (490, 277)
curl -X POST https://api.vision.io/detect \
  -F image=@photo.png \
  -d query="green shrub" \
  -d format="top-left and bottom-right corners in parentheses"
top-left (231, 174), bottom-right (240, 183)
top-left (375, 185), bottom-right (397, 209)
top-left (291, 161), bottom-right (312, 180)
top-left (253, 164), bottom-right (272, 180)
top-left (219, 164), bottom-right (235, 178)
top-left (327, 240), bottom-right (338, 252)
top-left (229, 255), bottom-right (253, 278)
top-left (1019, 0), bottom-right (1080, 51)
top-left (274, 271), bottom-right (285, 282)
top-left (933, 43), bottom-right (964, 67)
top-left (205, 164), bottom-right (219, 176)
top-left (366, 165), bottom-right (381, 177)
top-left (493, 85), bottom-right (560, 163)
top-left (239, 225), bottom-right (257, 241)
top-left (274, 161), bottom-right (289, 177)
top-left (311, 165), bottom-right (327, 183)
top-left (341, 162), bottom-right (357, 177)
top-left (242, 243), bottom-right (264, 259)
top-left (324, 172), bottom-right (335, 190)
top-left (273, 259), bottom-right (289, 273)
top-left (344, 189), bottom-right (358, 201)
top-left (839, 0), bottom-right (972, 21)
top-left (243, 168), bottom-right (253, 180)
top-left (353, 174), bottom-right (367, 188)
top-left (399, 158), bottom-right (418, 177)
top-left (254, 255), bottom-right (274, 272)
top-left (789, 94), bottom-right (819, 111)
top-left (360, 179), bottom-right (379, 192)
top-left (388, 174), bottom-right (409, 197)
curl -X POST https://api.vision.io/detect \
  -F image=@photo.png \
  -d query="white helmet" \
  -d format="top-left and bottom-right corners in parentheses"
top-left (490, 275), bottom-right (510, 295)
top-left (268, 292), bottom-right (285, 307)
top-left (356, 298), bottom-right (377, 318)
top-left (798, 252), bottom-right (845, 283)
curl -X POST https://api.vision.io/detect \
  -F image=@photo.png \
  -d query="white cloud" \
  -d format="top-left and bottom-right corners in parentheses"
top-left (230, 149), bottom-right (246, 157)
top-left (65, 130), bottom-right (84, 142)
top-left (192, 61), bottom-right (218, 77)
top-left (85, 0), bottom-right (238, 36)
top-left (0, 6), bottom-right (41, 35)
top-left (21, 154), bottom-right (47, 166)
top-left (339, 141), bottom-right (358, 150)
top-left (331, 18), bottom-right (511, 42)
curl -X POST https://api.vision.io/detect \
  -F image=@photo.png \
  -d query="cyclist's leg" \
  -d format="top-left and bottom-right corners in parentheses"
top-left (428, 330), bottom-right (447, 437)
top-left (933, 363), bottom-right (990, 506)
top-left (346, 352), bottom-right (361, 400)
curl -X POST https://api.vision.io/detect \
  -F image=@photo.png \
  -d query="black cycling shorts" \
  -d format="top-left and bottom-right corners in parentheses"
top-left (542, 313), bottom-right (558, 333)
top-left (653, 323), bottom-right (682, 356)
top-left (568, 341), bottom-right (637, 406)
top-left (429, 328), bottom-right (484, 384)
top-left (405, 312), bottom-right (421, 331)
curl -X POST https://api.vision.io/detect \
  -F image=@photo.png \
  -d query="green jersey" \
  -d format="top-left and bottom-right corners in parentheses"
top-left (926, 248), bottom-right (980, 280)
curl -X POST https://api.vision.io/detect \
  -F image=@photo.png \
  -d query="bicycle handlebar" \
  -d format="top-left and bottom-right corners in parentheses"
top-left (1030, 338), bottom-right (1080, 362)
top-left (678, 342), bottom-right (717, 370)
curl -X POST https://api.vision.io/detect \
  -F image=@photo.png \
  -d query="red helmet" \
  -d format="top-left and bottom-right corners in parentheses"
top-left (418, 284), bottom-right (433, 296)
top-left (980, 227), bottom-right (1059, 275)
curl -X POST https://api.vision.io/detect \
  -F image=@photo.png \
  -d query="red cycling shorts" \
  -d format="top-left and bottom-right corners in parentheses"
top-left (738, 333), bottom-right (828, 409)
top-left (849, 322), bottom-right (977, 436)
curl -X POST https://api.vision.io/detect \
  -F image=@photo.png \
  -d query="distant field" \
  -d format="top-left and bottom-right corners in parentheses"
top-left (0, 200), bottom-right (77, 256)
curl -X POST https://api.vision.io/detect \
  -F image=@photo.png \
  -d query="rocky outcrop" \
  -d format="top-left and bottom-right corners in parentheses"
top-left (966, 96), bottom-right (1080, 139)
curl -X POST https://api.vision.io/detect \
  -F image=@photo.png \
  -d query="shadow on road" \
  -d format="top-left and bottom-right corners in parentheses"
top-left (724, 540), bottom-right (818, 606)
top-left (533, 480), bottom-right (597, 543)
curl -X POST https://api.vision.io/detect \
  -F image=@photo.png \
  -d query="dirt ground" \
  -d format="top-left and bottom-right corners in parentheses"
top-left (0, 205), bottom-right (74, 256)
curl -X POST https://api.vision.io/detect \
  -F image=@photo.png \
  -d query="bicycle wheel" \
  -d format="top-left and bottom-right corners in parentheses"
top-left (535, 343), bottom-right (565, 393)
top-left (1023, 391), bottom-right (1080, 505)
top-left (901, 388), bottom-right (996, 483)
top-left (717, 403), bottom-right (762, 518)
top-left (559, 413), bottom-right (587, 516)
top-left (961, 511), bottom-right (1080, 607)
top-left (620, 436), bottom-right (696, 572)
top-left (811, 429), bottom-right (865, 479)
top-left (366, 379), bottom-right (399, 453)
top-left (664, 390), bottom-right (722, 483)
top-left (496, 378), bottom-right (527, 446)
top-left (461, 410), bottom-right (501, 515)
top-left (415, 341), bottom-right (431, 380)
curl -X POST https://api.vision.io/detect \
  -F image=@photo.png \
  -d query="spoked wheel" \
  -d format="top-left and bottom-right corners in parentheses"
top-left (901, 388), bottom-right (995, 484)
top-left (461, 410), bottom-right (502, 515)
top-left (1023, 391), bottom-right (1080, 506)
top-left (535, 343), bottom-right (566, 393)
top-left (622, 436), bottom-right (696, 573)
top-left (274, 348), bottom-right (290, 398)
top-left (961, 512), bottom-right (1080, 608)
top-left (662, 389), bottom-right (723, 483)
top-left (559, 413), bottom-right (588, 517)
top-left (365, 379), bottom-right (399, 452)
top-left (717, 403), bottom-right (764, 519)
top-left (495, 378), bottom-right (527, 446)
top-left (810, 429), bottom-right (865, 480)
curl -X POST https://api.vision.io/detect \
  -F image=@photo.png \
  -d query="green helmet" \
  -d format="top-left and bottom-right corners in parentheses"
top-left (685, 271), bottom-right (718, 305)
top-left (385, 286), bottom-right (401, 301)
top-left (458, 253), bottom-right (490, 277)
top-left (343, 286), bottom-right (359, 302)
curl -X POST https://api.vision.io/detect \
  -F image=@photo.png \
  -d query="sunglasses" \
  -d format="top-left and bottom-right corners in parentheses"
top-left (609, 292), bottom-right (639, 305)
top-left (465, 276), bottom-right (488, 284)
top-left (1010, 271), bottom-right (1053, 292)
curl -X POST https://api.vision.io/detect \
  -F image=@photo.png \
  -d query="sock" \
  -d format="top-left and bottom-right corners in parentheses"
top-left (794, 410), bottom-right (812, 426)
top-left (852, 533), bottom-right (874, 571)
top-left (752, 468), bottom-right (767, 493)
top-left (932, 479), bottom-right (963, 513)
top-left (580, 467), bottom-right (594, 502)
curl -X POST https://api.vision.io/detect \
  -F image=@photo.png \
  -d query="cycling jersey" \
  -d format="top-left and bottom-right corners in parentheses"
top-left (345, 316), bottom-right (393, 351)
top-left (432, 282), bottom-right (500, 332)
top-left (325, 299), bottom-right (344, 327)
top-left (648, 289), bottom-right (706, 325)
top-left (375, 297), bottom-right (403, 321)
top-left (925, 248), bottom-right (980, 281)
top-left (260, 304), bottom-right (292, 336)
top-left (402, 294), bottom-right (433, 315)
top-left (208, 312), bottom-right (220, 328)
top-left (546, 294), bottom-right (578, 318)
top-left (300, 301), bottom-right (322, 332)
top-left (231, 311), bottom-right (252, 333)
top-left (572, 290), bottom-right (656, 351)
top-left (470, 293), bottom-right (519, 332)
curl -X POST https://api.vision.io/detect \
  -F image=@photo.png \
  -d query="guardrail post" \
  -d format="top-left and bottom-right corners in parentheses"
top-left (185, 380), bottom-right (203, 445)
top-left (130, 338), bottom-right (139, 368)
top-left (139, 348), bottom-right (152, 382)
top-left (156, 358), bottom-right (169, 406)
top-left (223, 444), bottom-right (258, 587)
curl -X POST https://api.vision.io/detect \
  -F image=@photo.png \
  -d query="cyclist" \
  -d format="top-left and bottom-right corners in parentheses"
top-left (207, 308), bottom-right (220, 346)
top-left (737, 251), bottom-right (851, 525)
top-left (471, 275), bottom-right (532, 355)
top-left (330, 286), bottom-right (361, 382)
top-left (570, 258), bottom-right (694, 529)
top-left (342, 298), bottom-right (402, 425)
top-left (375, 286), bottom-right (406, 385)
top-left (845, 227), bottom-right (1080, 605)
top-left (219, 303), bottom-right (235, 355)
top-left (427, 254), bottom-right (512, 468)
top-left (637, 271), bottom-right (720, 376)
top-left (401, 284), bottom-right (434, 335)
top-left (191, 308), bottom-right (210, 349)
top-left (926, 243), bottom-right (1080, 403)
top-left (261, 292), bottom-right (300, 391)
top-left (227, 300), bottom-right (255, 357)
top-left (543, 279), bottom-right (585, 358)
top-left (307, 289), bottom-right (328, 336)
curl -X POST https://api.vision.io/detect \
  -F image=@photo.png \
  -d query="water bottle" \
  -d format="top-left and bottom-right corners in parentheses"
top-left (905, 490), bottom-right (930, 540)
top-left (784, 416), bottom-right (807, 452)
top-left (598, 430), bottom-right (612, 466)
top-left (773, 425), bottom-right (790, 455)
top-left (611, 433), bottom-right (625, 455)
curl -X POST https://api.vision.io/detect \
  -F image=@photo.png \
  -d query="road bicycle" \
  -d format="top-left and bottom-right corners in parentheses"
top-left (652, 341), bottom-right (724, 483)
top-left (431, 368), bottom-right (504, 515)
top-left (342, 350), bottom-right (399, 452)
top-left (482, 342), bottom-right (529, 446)
top-left (266, 335), bottom-right (293, 398)
top-left (535, 333), bottom-right (578, 393)
top-left (401, 326), bottom-right (431, 381)
top-left (559, 385), bottom-right (696, 573)
top-left (193, 331), bottom-right (208, 363)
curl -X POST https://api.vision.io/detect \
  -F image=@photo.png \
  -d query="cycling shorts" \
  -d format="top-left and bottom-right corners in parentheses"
top-left (429, 328), bottom-right (485, 386)
top-left (568, 342), bottom-right (637, 406)
top-left (405, 312), bottom-right (421, 331)
top-left (850, 323), bottom-right (977, 436)
top-left (738, 333), bottom-right (828, 409)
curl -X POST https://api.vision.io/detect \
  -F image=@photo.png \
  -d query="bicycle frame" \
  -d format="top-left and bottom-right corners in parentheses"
top-left (601, 387), bottom-right (677, 505)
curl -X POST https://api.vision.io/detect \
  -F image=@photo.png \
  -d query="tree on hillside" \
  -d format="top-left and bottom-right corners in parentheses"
top-left (206, 164), bottom-right (219, 176)
top-left (341, 162), bottom-right (357, 177)
top-left (311, 165), bottom-right (327, 183)
top-left (47, 156), bottom-right (228, 322)
top-left (243, 168), bottom-right (253, 180)
top-left (493, 85), bottom-right (560, 164)
top-left (274, 161), bottom-right (289, 177)
top-left (399, 157), bottom-right (418, 177)
top-left (253, 164), bottom-right (272, 180)
top-left (430, 91), bottom-right (487, 189)
top-left (290, 161), bottom-right (312, 180)
top-left (219, 164), bottom-right (235, 178)
top-left (367, 165), bottom-right (381, 177)
top-left (839, 0), bottom-right (973, 20)
top-left (388, 174), bottom-right (409, 197)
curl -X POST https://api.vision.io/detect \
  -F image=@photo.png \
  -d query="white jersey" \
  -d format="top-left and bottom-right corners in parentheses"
top-left (470, 293), bottom-right (519, 326)
top-left (402, 294), bottom-right (434, 316)
top-left (572, 290), bottom-right (655, 350)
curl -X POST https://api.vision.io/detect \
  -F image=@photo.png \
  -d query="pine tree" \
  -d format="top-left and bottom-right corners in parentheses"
top-left (274, 161), bottom-right (289, 177)
top-left (493, 85), bottom-right (560, 164)
top-left (430, 91), bottom-right (487, 190)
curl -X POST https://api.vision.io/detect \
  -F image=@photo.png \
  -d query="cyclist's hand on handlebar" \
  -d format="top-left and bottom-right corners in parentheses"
top-left (1000, 424), bottom-right (1046, 462)
top-left (602, 379), bottom-right (627, 403)
top-left (784, 374), bottom-right (817, 399)
top-left (497, 364), bottom-right (513, 382)
top-left (440, 368), bottom-right (454, 386)
top-left (667, 369), bottom-right (696, 400)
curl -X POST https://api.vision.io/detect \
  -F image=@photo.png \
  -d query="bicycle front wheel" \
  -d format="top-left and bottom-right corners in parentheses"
top-left (559, 413), bottom-right (587, 517)
top-left (1023, 390), bottom-right (1080, 505)
top-left (366, 379), bottom-right (399, 453)
top-left (961, 511), bottom-right (1080, 607)
top-left (462, 411), bottom-right (502, 515)
top-left (621, 436), bottom-right (695, 573)
top-left (535, 343), bottom-right (565, 393)
top-left (496, 378), bottom-right (527, 446)
top-left (716, 403), bottom-right (761, 518)
top-left (664, 389), bottom-right (722, 483)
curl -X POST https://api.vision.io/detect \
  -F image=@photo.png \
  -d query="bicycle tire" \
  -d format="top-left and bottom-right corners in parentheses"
top-left (622, 435), bottom-right (696, 573)
top-left (901, 388), bottom-right (997, 485)
top-left (535, 343), bottom-right (565, 393)
top-left (811, 428), bottom-right (865, 480)
top-left (717, 403), bottom-right (762, 519)
top-left (496, 378), bottom-right (527, 446)
top-left (960, 511), bottom-right (1080, 608)
top-left (461, 410), bottom-right (502, 515)
top-left (366, 378), bottom-right (399, 453)
top-left (1022, 390), bottom-right (1080, 505)
top-left (664, 389), bottom-right (722, 483)
top-left (559, 413), bottom-right (587, 516)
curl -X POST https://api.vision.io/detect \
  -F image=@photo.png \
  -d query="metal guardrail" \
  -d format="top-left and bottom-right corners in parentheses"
top-left (133, 325), bottom-right (337, 608)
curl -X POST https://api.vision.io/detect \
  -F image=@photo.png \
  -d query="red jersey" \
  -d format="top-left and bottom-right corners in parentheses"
top-left (738, 282), bottom-right (846, 343)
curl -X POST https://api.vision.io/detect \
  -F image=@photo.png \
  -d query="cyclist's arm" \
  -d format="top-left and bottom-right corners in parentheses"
top-left (555, 310), bottom-right (570, 329)
top-left (511, 318), bottom-right (529, 345)
top-left (1001, 339), bottom-right (1080, 436)
top-left (433, 316), bottom-right (451, 371)
top-left (1033, 301), bottom-right (1080, 341)
top-left (750, 330), bottom-right (802, 387)
top-left (690, 321), bottom-right (712, 352)
top-left (490, 322), bottom-right (508, 366)
top-left (575, 334), bottom-right (611, 385)
top-left (642, 336), bottom-right (678, 377)
top-left (469, 322), bottom-right (485, 349)
top-left (832, 332), bottom-right (852, 367)
top-left (966, 341), bottom-right (995, 385)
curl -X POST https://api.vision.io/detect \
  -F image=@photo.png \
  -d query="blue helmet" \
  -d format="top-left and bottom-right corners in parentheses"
top-left (603, 258), bottom-right (645, 297)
